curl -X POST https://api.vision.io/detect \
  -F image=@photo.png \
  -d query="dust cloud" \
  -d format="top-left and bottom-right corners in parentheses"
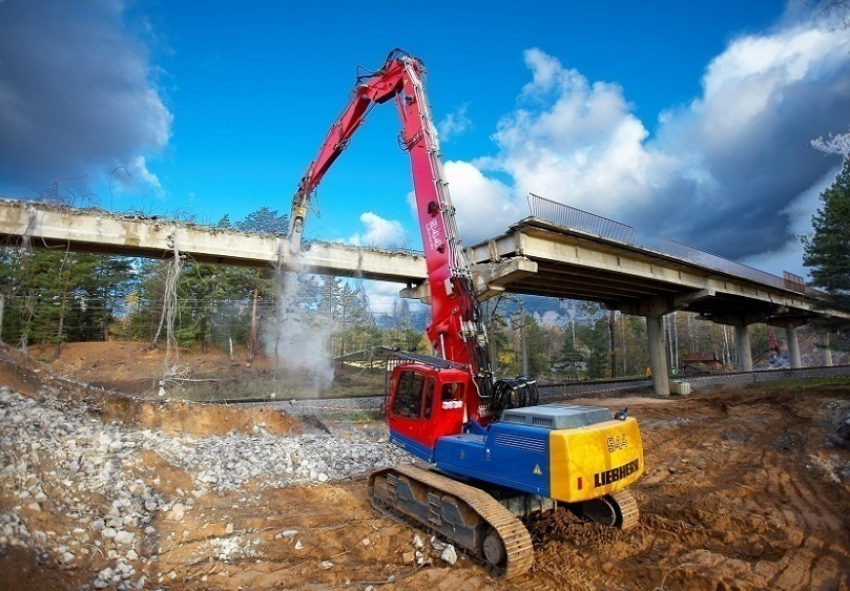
top-left (264, 269), bottom-right (335, 393)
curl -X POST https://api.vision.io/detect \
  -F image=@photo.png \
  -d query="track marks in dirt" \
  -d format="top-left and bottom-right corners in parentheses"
top-left (625, 388), bottom-right (850, 591)
top-left (149, 479), bottom-right (499, 590)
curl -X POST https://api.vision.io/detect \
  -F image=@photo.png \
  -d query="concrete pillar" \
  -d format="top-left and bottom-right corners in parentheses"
top-left (646, 313), bottom-right (670, 396)
top-left (734, 321), bottom-right (753, 372)
top-left (784, 324), bottom-right (802, 368)
top-left (819, 331), bottom-right (834, 367)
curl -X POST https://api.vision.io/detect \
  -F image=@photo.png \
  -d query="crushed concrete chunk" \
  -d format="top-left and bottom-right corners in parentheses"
top-left (441, 544), bottom-right (458, 566)
top-left (114, 530), bottom-right (135, 545)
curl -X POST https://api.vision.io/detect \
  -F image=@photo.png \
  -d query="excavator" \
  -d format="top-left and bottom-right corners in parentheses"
top-left (287, 49), bottom-right (644, 577)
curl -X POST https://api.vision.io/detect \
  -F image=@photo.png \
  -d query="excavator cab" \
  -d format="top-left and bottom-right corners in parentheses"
top-left (384, 352), bottom-right (478, 461)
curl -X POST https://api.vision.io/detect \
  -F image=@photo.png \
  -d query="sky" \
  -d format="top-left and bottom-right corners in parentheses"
top-left (1, 0), bottom-right (849, 314)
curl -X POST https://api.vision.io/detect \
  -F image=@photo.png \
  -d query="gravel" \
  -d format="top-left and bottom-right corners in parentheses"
top-left (269, 396), bottom-right (383, 416)
top-left (0, 384), bottom-right (410, 589)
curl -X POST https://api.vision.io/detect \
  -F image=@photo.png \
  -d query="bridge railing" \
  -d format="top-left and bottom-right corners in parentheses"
top-left (657, 238), bottom-right (801, 292)
top-left (527, 194), bottom-right (635, 245)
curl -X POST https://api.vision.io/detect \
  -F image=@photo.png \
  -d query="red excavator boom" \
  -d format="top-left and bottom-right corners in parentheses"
top-left (288, 49), bottom-right (495, 420)
top-left (286, 51), bottom-right (642, 577)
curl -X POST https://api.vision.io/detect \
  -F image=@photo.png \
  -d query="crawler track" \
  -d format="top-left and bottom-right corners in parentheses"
top-left (611, 489), bottom-right (640, 530)
top-left (369, 464), bottom-right (535, 579)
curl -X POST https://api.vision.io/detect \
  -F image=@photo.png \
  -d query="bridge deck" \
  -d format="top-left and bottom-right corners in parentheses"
top-left (0, 198), bottom-right (838, 324)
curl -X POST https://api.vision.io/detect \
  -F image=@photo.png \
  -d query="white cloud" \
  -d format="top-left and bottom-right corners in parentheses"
top-left (439, 14), bottom-right (850, 278)
top-left (489, 49), bottom-right (677, 218)
top-left (359, 279), bottom-right (428, 319)
top-left (450, 48), bottom-right (679, 239)
top-left (117, 156), bottom-right (162, 192)
top-left (438, 104), bottom-right (472, 142)
top-left (648, 20), bottom-right (850, 265)
top-left (740, 163), bottom-right (841, 278)
top-left (443, 161), bottom-right (520, 245)
top-left (670, 24), bottom-right (848, 152)
top-left (348, 212), bottom-right (409, 248)
top-left (360, 280), bottom-right (404, 315)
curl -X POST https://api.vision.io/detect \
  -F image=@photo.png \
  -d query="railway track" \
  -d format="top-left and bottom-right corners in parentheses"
top-left (209, 364), bottom-right (849, 413)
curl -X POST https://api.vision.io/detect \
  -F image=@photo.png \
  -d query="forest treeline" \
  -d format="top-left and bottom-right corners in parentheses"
top-left (0, 207), bottom-right (783, 380)
top-left (0, 246), bottom-right (779, 379)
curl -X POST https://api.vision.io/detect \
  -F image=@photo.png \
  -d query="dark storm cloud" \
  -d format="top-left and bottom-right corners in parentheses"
top-left (0, 0), bottom-right (171, 195)
top-left (637, 33), bottom-right (850, 260)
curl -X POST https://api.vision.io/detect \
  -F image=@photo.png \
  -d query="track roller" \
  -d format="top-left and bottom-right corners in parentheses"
top-left (369, 464), bottom-right (534, 578)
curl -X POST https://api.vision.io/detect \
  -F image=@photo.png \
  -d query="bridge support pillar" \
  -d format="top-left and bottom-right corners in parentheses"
top-left (734, 321), bottom-right (753, 372)
top-left (784, 323), bottom-right (802, 368)
top-left (646, 313), bottom-right (670, 397)
top-left (819, 331), bottom-right (833, 367)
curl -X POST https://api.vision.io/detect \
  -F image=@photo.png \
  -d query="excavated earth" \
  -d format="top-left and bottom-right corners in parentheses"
top-left (1, 342), bottom-right (849, 590)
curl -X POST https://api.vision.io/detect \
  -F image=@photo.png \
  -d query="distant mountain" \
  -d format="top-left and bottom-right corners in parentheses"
top-left (372, 295), bottom-right (604, 331)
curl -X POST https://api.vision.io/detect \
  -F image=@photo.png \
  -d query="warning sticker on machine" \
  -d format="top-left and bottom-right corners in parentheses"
top-left (593, 459), bottom-right (640, 488)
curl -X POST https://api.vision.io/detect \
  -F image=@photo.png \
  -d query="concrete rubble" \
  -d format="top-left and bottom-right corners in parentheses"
top-left (0, 384), bottom-right (410, 589)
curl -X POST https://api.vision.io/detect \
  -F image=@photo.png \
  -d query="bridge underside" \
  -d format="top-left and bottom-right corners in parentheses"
top-left (465, 218), bottom-right (818, 326)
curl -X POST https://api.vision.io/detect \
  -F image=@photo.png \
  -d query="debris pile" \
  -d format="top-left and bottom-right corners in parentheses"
top-left (0, 384), bottom-right (409, 589)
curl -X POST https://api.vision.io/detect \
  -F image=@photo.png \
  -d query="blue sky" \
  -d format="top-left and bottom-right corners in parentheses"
top-left (1, 0), bottom-right (849, 305)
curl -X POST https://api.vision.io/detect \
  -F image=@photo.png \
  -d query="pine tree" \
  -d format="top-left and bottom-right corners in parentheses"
top-left (803, 157), bottom-right (850, 316)
top-left (574, 304), bottom-right (610, 379)
top-left (559, 324), bottom-right (584, 379)
top-left (580, 316), bottom-right (611, 379)
top-left (0, 248), bottom-right (134, 353)
top-left (235, 207), bottom-right (288, 234)
top-left (522, 313), bottom-right (550, 377)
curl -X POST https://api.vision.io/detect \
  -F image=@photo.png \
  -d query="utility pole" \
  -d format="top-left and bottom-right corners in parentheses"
top-left (486, 299), bottom-right (498, 374)
top-left (0, 294), bottom-right (4, 343)
top-left (518, 299), bottom-right (527, 376)
top-left (608, 309), bottom-right (616, 378)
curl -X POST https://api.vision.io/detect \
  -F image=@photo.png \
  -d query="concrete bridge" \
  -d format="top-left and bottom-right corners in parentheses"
top-left (0, 198), bottom-right (842, 395)
top-left (0, 198), bottom-right (425, 282)
top-left (459, 216), bottom-right (841, 396)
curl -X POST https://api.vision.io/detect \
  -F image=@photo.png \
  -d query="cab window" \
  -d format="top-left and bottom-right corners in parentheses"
top-left (423, 377), bottom-right (435, 419)
top-left (442, 382), bottom-right (464, 401)
top-left (392, 371), bottom-right (426, 419)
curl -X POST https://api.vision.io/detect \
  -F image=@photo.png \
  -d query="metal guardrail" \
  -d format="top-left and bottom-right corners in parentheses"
top-left (527, 194), bottom-right (635, 245)
top-left (657, 237), bottom-right (797, 292)
top-left (783, 271), bottom-right (815, 294)
top-left (684, 364), bottom-right (850, 385)
top-left (536, 364), bottom-right (849, 399)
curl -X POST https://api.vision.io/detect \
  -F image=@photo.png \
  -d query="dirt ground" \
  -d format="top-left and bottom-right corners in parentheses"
top-left (36, 341), bottom-right (383, 401)
top-left (1, 342), bottom-right (849, 590)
